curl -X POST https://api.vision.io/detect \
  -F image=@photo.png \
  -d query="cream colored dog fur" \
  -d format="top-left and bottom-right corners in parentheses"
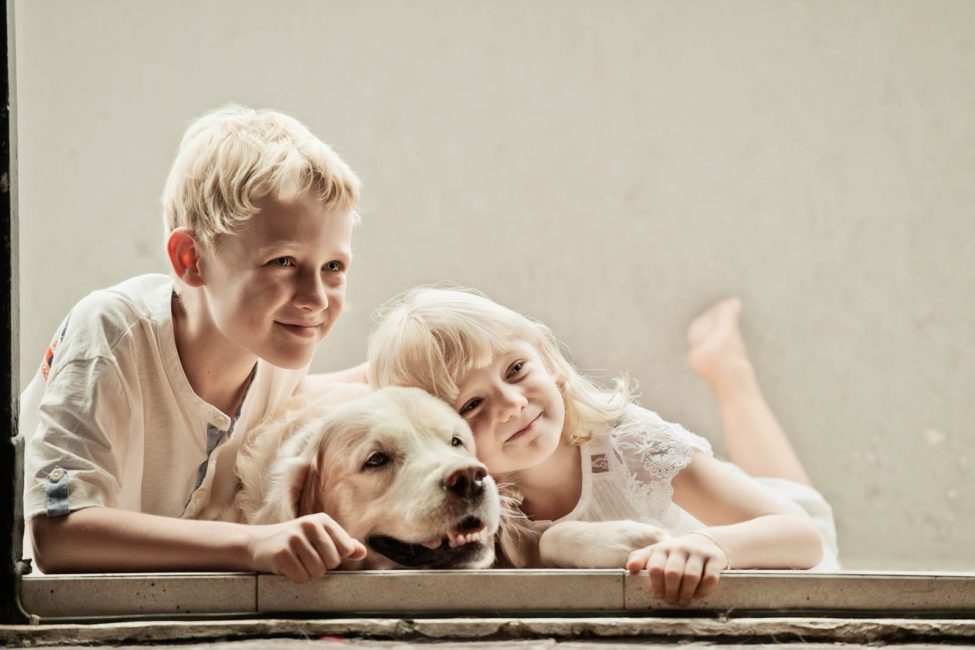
top-left (191, 384), bottom-right (501, 569)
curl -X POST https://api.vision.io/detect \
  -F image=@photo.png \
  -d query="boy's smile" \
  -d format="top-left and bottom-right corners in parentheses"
top-left (452, 340), bottom-right (566, 475)
top-left (193, 192), bottom-right (354, 371)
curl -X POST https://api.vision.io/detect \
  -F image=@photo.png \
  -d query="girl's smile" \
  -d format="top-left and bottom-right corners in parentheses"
top-left (452, 340), bottom-right (566, 475)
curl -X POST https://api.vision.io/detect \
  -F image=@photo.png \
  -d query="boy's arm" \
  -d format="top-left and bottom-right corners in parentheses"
top-left (296, 361), bottom-right (369, 394)
top-left (30, 507), bottom-right (367, 581)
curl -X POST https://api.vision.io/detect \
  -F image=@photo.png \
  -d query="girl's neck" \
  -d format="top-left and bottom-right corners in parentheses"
top-left (510, 434), bottom-right (583, 522)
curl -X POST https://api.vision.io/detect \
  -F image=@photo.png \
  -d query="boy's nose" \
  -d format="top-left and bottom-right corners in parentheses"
top-left (294, 272), bottom-right (329, 311)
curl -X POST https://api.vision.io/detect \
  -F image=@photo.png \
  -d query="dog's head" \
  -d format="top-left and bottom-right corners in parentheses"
top-left (251, 386), bottom-right (500, 569)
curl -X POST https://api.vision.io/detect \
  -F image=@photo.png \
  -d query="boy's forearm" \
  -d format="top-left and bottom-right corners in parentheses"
top-left (700, 514), bottom-right (823, 569)
top-left (30, 507), bottom-right (253, 574)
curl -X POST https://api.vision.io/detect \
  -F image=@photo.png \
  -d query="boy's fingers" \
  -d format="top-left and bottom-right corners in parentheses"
top-left (305, 524), bottom-right (343, 570)
top-left (315, 514), bottom-right (363, 558)
top-left (349, 539), bottom-right (368, 560)
top-left (291, 533), bottom-right (326, 578)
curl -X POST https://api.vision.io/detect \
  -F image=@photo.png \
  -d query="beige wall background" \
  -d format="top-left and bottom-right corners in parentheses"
top-left (14, 0), bottom-right (974, 570)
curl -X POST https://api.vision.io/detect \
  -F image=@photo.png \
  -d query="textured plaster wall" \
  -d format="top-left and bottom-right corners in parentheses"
top-left (14, 0), bottom-right (975, 570)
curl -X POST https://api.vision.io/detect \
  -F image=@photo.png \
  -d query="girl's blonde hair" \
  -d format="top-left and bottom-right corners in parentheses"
top-left (162, 104), bottom-right (361, 250)
top-left (368, 285), bottom-right (633, 444)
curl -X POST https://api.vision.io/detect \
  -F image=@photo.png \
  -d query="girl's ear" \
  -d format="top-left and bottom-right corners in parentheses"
top-left (166, 227), bottom-right (205, 287)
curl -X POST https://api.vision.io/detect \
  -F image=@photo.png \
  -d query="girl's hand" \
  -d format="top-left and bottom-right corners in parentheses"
top-left (246, 513), bottom-right (368, 582)
top-left (625, 531), bottom-right (729, 606)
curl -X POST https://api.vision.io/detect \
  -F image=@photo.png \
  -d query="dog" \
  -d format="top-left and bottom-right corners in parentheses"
top-left (191, 384), bottom-right (502, 570)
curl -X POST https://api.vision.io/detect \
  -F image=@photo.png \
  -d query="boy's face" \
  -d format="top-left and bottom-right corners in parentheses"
top-left (198, 192), bottom-right (354, 369)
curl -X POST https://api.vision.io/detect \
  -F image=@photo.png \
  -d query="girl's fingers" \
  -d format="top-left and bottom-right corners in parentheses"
top-left (663, 550), bottom-right (687, 603)
top-left (626, 546), bottom-right (654, 573)
top-left (645, 547), bottom-right (668, 599)
top-left (678, 554), bottom-right (704, 606)
top-left (694, 556), bottom-right (724, 600)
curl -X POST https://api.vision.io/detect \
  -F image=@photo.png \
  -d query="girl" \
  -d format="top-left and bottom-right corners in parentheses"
top-left (367, 287), bottom-right (839, 606)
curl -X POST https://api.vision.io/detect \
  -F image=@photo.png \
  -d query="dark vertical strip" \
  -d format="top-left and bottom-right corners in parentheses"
top-left (1, 0), bottom-right (27, 625)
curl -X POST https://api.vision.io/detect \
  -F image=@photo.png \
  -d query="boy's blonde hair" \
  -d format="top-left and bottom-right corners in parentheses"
top-left (368, 286), bottom-right (633, 444)
top-left (162, 104), bottom-right (361, 249)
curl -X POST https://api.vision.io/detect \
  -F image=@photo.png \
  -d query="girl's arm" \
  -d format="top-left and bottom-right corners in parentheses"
top-left (297, 362), bottom-right (370, 394)
top-left (626, 452), bottom-right (823, 605)
top-left (30, 506), bottom-right (366, 581)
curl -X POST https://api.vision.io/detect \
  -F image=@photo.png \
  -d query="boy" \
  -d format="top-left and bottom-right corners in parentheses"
top-left (20, 105), bottom-right (367, 581)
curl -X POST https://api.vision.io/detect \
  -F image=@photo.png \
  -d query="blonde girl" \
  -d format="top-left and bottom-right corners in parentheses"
top-left (368, 286), bottom-right (839, 605)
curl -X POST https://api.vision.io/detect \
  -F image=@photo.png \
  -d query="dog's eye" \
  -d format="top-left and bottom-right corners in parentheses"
top-left (363, 452), bottom-right (390, 469)
top-left (451, 435), bottom-right (464, 448)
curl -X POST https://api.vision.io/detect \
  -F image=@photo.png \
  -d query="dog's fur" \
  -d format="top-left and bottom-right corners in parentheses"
top-left (192, 384), bottom-right (501, 569)
top-left (188, 383), bottom-right (668, 570)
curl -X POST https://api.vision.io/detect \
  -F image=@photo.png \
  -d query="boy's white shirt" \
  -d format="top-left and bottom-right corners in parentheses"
top-left (20, 274), bottom-right (308, 555)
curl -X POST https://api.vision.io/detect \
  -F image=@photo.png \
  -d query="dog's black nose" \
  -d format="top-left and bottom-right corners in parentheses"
top-left (444, 466), bottom-right (487, 501)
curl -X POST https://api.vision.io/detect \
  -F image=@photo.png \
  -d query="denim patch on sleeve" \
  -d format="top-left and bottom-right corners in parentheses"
top-left (45, 466), bottom-right (70, 517)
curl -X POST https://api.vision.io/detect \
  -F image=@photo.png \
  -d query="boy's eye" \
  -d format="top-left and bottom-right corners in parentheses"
top-left (325, 260), bottom-right (345, 272)
top-left (270, 257), bottom-right (294, 268)
top-left (460, 397), bottom-right (482, 415)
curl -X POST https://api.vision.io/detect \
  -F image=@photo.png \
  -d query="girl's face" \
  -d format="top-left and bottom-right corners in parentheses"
top-left (451, 339), bottom-right (566, 475)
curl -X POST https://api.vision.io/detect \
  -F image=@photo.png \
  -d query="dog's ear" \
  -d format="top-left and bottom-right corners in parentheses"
top-left (289, 452), bottom-right (326, 517)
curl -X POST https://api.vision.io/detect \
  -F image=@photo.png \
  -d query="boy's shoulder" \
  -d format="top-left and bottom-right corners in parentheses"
top-left (41, 274), bottom-right (173, 375)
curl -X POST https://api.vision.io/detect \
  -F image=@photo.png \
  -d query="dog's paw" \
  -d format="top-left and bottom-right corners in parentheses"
top-left (540, 520), bottom-right (670, 569)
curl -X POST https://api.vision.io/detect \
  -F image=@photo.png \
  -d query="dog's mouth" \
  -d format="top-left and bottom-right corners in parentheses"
top-left (367, 515), bottom-right (492, 568)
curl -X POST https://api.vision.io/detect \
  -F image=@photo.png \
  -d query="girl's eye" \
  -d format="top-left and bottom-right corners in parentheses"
top-left (271, 257), bottom-right (294, 268)
top-left (325, 260), bottom-right (345, 272)
top-left (460, 398), bottom-right (482, 415)
top-left (451, 435), bottom-right (464, 447)
top-left (506, 360), bottom-right (526, 378)
top-left (363, 452), bottom-right (390, 470)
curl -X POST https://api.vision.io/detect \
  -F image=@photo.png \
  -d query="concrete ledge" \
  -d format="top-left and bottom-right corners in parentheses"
top-left (19, 570), bottom-right (975, 621)
top-left (2, 616), bottom-right (975, 646)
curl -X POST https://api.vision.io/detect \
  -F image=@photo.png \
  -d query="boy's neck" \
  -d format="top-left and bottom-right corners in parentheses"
top-left (172, 290), bottom-right (258, 417)
top-left (512, 437), bottom-right (582, 522)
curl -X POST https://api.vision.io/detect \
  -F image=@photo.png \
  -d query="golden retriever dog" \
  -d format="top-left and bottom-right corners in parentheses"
top-left (190, 384), bottom-right (501, 569)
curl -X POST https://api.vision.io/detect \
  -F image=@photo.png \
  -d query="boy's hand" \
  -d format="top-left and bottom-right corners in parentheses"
top-left (247, 513), bottom-right (367, 582)
top-left (625, 532), bottom-right (728, 606)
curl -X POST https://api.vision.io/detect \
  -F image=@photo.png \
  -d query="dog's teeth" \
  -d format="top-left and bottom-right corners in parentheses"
top-left (419, 536), bottom-right (442, 549)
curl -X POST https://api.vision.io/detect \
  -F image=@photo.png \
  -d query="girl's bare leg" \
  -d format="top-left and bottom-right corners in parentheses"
top-left (687, 298), bottom-right (812, 486)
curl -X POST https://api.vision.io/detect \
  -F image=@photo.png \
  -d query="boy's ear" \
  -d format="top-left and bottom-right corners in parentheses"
top-left (166, 228), bottom-right (205, 287)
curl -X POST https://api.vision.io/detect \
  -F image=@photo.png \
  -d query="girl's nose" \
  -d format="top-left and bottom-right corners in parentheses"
top-left (497, 385), bottom-right (527, 421)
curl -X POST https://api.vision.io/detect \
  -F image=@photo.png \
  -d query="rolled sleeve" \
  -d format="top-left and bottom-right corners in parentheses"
top-left (24, 357), bottom-right (135, 520)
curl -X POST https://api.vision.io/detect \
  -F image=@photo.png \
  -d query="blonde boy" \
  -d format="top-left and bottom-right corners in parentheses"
top-left (21, 105), bottom-right (367, 580)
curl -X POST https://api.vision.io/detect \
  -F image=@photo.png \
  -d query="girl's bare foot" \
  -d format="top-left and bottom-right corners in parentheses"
top-left (687, 297), bottom-right (754, 390)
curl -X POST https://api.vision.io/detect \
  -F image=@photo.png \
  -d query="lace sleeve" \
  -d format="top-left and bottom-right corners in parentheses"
top-left (608, 404), bottom-right (713, 520)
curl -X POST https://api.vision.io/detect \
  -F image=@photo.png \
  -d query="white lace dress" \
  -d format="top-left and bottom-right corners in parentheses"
top-left (540, 404), bottom-right (840, 570)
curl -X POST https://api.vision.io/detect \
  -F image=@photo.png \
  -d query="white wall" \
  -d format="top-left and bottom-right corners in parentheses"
top-left (15, 0), bottom-right (975, 570)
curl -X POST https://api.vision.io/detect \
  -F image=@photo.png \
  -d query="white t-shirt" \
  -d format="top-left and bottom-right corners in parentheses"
top-left (19, 274), bottom-right (308, 536)
top-left (542, 404), bottom-right (841, 570)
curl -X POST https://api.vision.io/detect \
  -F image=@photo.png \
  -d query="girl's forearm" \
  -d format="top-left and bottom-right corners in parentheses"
top-left (29, 507), bottom-right (253, 573)
top-left (696, 514), bottom-right (823, 569)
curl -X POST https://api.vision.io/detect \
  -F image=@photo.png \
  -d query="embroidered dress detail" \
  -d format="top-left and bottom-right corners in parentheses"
top-left (608, 405), bottom-right (712, 525)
